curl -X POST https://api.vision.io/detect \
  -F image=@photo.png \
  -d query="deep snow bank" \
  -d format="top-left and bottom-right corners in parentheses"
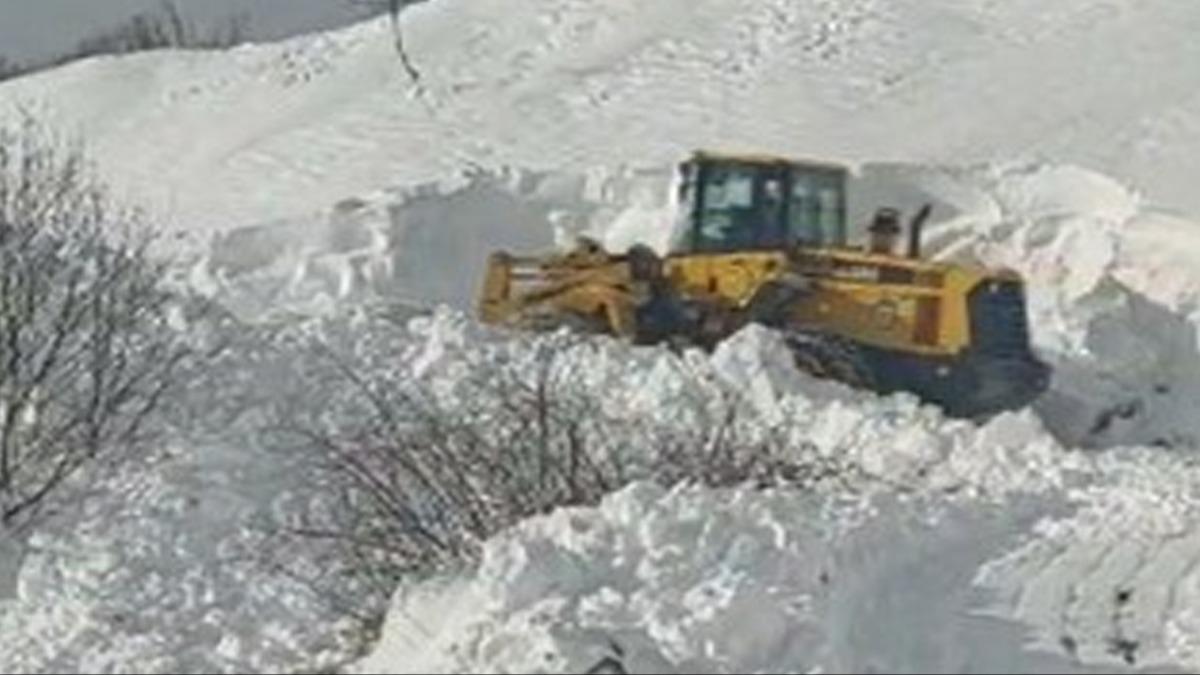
top-left (193, 154), bottom-right (1200, 452)
top-left (357, 475), bottom-right (1200, 674)
top-left (0, 295), bottom-right (1129, 674)
top-left (350, 319), bottom-right (1054, 675)
top-left (353, 481), bottom-right (879, 675)
top-left (977, 447), bottom-right (1200, 671)
top-left (352, 319), bottom-right (1200, 675)
top-left (189, 164), bottom-right (679, 321)
top-left (353, 312), bottom-right (1200, 674)
top-left (893, 163), bottom-right (1200, 450)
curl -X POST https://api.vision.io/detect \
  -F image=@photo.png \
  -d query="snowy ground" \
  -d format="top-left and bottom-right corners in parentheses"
top-left (3, 0), bottom-right (1200, 673)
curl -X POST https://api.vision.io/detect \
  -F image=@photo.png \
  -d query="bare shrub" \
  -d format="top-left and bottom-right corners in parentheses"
top-left (0, 2), bottom-right (250, 84)
top-left (345, 0), bottom-right (429, 86)
top-left (71, 1), bottom-right (250, 58)
top-left (0, 56), bottom-right (26, 83)
top-left (260, 319), bottom-right (860, 626)
top-left (0, 115), bottom-right (199, 532)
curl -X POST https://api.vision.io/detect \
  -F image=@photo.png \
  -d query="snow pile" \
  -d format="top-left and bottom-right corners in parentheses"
top-left (355, 481), bottom-right (845, 675)
top-left (188, 164), bottom-right (680, 321)
top-left (0, 300), bottom-right (1095, 673)
top-left (977, 448), bottom-right (1200, 671)
top-left (354, 315), bottom-right (1200, 674)
top-left (359, 458), bottom-right (1200, 673)
top-left (0, 324), bottom-right (370, 674)
top-left (875, 162), bottom-right (1200, 449)
top-left (400, 310), bottom-right (1081, 503)
top-left (0, 450), bottom-right (357, 673)
top-left (707, 327), bottom-right (1078, 500)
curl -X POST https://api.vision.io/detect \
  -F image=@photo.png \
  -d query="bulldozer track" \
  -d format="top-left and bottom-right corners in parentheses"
top-left (783, 331), bottom-right (875, 390)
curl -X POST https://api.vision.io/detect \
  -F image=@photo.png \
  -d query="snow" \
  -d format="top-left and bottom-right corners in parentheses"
top-left (2, 0), bottom-right (1200, 672)
top-left (4, 0), bottom-right (1200, 236)
top-left (357, 481), bottom-right (843, 675)
top-left (353, 315), bottom-right (1200, 674)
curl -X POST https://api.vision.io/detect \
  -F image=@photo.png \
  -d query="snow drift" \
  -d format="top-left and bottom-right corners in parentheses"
top-left (354, 314), bottom-right (1200, 674)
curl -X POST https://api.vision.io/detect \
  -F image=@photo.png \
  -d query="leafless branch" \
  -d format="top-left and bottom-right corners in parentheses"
top-left (0, 114), bottom-right (201, 534)
top-left (345, 0), bottom-right (427, 89)
top-left (262, 324), bottom-right (863, 626)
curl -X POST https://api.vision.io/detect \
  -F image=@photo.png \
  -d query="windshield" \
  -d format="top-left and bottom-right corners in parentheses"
top-left (685, 160), bottom-right (846, 253)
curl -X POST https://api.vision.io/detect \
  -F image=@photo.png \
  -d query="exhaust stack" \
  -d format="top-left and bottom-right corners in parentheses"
top-left (908, 203), bottom-right (933, 259)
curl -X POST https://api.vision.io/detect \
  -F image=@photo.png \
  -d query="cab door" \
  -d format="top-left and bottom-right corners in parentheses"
top-left (786, 168), bottom-right (847, 248)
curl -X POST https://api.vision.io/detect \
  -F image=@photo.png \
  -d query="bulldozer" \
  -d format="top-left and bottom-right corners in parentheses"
top-left (477, 151), bottom-right (1050, 419)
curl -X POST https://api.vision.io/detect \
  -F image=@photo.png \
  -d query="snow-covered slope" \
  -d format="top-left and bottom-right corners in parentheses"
top-left (4, 0), bottom-right (1200, 235)
top-left (3, 0), bottom-right (1200, 673)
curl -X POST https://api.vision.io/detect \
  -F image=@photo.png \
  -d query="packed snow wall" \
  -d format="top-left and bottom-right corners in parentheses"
top-left (192, 160), bottom-right (1200, 453)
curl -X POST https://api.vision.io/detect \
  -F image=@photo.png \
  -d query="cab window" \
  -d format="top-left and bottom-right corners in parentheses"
top-left (695, 166), bottom-right (759, 251)
top-left (788, 171), bottom-right (845, 247)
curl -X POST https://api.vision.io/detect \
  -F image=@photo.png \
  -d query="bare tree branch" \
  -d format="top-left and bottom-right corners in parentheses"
top-left (257, 322), bottom-right (866, 629)
top-left (345, 0), bottom-right (427, 89)
top-left (0, 114), bottom-right (202, 534)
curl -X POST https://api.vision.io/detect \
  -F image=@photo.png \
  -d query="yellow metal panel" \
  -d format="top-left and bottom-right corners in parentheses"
top-left (662, 247), bottom-right (997, 357)
top-left (479, 237), bottom-right (1019, 362)
top-left (791, 282), bottom-right (934, 354)
top-left (665, 252), bottom-right (789, 306)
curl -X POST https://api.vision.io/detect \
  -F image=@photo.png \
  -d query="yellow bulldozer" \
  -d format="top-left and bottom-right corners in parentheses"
top-left (477, 151), bottom-right (1050, 419)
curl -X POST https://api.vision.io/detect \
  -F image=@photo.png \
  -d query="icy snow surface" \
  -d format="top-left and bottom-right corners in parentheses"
top-left (3, 0), bottom-right (1200, 672)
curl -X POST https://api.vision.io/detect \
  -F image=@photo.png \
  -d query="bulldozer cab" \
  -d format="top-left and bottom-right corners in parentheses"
top-left (679, 152), bottom-right (849, 254)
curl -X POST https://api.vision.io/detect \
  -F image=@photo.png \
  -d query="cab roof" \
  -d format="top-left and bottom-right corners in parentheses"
top-left (688, 149), bottom-right (849, 174)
